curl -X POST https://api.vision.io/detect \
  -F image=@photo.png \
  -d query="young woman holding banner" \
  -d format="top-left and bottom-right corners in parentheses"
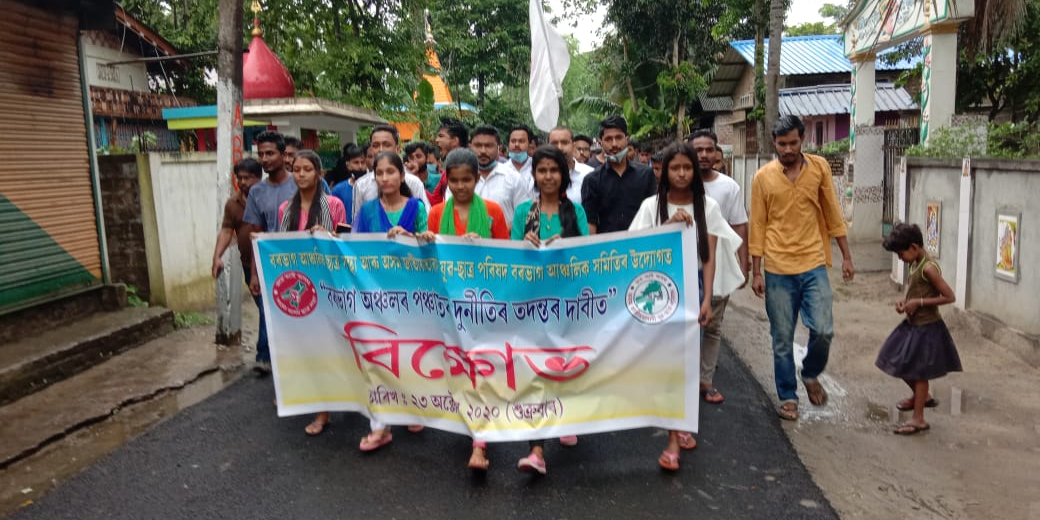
top-left (509, 145), bottom-right (589, 475)
top-left (352, 151), bottom-right (431, 448)
top-left (275, 150), bottom-right (347, 437)
top-left (628, 142), bottom-right (744, 471)
top-left (417, 148), bottom-right (509, 471)
top-left (353, 152), bottom-right (429, 236)
top-left (418, 148), bottom-right (510, 242)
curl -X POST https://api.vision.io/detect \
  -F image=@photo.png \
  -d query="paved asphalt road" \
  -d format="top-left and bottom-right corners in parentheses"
top-left (11, 344), bottom-right (838, 520)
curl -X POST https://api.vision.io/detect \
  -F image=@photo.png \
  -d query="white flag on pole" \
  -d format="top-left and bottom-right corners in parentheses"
top-left (529, 0), bottom-right (570, 133)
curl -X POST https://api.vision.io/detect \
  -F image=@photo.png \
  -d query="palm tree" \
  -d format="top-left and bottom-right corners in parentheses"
top-left (763, 0), bottom-right (785, 156)
top-left (964, 0), bottom-right (1028, 56)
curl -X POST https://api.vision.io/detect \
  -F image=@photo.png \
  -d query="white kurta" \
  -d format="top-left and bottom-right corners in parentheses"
top-left (629, 195), bottom-right (746, 297)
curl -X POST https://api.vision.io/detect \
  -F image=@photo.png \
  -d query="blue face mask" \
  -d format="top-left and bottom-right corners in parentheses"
top-left (508, 151), bottom-right (529, 164)
top-left (424, 173), bottom-right (441, 192)
top-left (606, 151), bottom-right (628, 164)
top-left (424, 165), bottom-right (441, 192)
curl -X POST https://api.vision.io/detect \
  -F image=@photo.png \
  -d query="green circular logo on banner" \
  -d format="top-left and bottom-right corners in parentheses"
top-left (625, 271), bottom-right (679, 325)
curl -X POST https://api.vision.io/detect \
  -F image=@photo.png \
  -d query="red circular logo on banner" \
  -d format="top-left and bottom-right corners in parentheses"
top-left (271, 271), bottom-right (318, 318)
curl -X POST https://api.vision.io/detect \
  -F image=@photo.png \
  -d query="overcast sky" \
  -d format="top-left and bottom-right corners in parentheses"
top-left (546, 0), bottom-right (831, 53)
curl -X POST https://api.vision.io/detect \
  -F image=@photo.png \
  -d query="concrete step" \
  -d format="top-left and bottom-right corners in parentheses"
top-left (0, 307), bottom-right (174, 406)
top-left (0, 323), bottom-right (245, 469)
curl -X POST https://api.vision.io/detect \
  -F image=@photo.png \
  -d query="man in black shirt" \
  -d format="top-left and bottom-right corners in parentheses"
top-left (580, 116), bottom-right (657, 234)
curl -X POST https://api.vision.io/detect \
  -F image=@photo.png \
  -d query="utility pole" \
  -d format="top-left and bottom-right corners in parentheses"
top-left (215, 0), bottom-right (244, 345)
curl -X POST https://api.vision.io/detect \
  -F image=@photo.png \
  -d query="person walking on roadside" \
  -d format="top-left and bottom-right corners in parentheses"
top-left (688, 130), bottom-right (750, 405)
top-left (272, 150), bottom-right (347, 437)
top-left (244, 131), bottom-right (298, 374)
top-left (580, 116), bottom-right (657, 235)
top-left (511, 146), bottom-right (590, 476)
top-left (213, 158), bottom-right (262, 282)
top-left (749, 115), bottom-right (855, 421)
top-left (877, 222), bottom-right (961, 435)
top-left (417, 148), bottom-right (509, 471)
top-left (629, 143), bottom-right (744, 471)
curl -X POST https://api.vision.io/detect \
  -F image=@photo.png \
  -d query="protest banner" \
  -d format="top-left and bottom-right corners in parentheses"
top-left (254, 225), bottom-right (700, 442)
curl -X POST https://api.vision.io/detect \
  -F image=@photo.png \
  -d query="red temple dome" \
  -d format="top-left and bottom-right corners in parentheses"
top-left (242, 15), bottom-right (294, 100)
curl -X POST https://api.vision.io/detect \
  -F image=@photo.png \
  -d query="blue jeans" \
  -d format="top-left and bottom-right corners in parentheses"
top-left (246, 269), bottom-right (270, 363)
top-left (253, 293), bottom-right (270, 362)
top-left (764, 265), bottom-right (833, 402)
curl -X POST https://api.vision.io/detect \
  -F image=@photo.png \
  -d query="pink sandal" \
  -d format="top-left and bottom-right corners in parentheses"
top-left (359, 431), bottom-right (392, 452)
top-left (676, 432), bottom-right (697, 450)
top-left (468, 441), bottom-right (489, 470)
top-left (658, 450), bottom-right (680, 471)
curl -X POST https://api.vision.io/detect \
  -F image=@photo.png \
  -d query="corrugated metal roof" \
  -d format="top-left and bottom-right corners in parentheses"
top-left (730, 35), bottom-right (918, 75)
top-left (699, 94), bottom-right (733, 112)
top-left (778, 83), bottom-right (917, 116)
top-left (706, 34), bottom-right (919, 97)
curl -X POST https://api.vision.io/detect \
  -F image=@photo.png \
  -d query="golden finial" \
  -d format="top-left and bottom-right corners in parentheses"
top-left (251, 0), bottom-right (262, 36)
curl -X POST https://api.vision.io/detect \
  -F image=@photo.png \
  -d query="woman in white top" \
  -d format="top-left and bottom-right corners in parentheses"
top-left (629, 142), bottom-right (744, 471)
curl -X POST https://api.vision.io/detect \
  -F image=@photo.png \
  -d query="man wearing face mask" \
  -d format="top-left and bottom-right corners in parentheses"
top-left (580, 116), bottom-right (657, 234)
top-left (499, 124), bottom-right (534, 179)
top-left (404, 141), bottom-right (441, 200)
top-left (448, 124), bottom-right (527, 224)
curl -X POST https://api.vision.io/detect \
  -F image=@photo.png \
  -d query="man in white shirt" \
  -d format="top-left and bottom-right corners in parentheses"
top-left (545, 126), bottom-right (594, 203)
top-left (351, 124), bottom-right (430, 221)
top-left (454, 125), bottom-right (527, 224)
top-left (688, 129), bottom-right (750, 405)
top-left (498, 124), bottom-right (534, 179)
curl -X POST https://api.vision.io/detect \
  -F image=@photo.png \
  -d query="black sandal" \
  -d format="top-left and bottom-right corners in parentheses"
top-left (896, 397), bottom-right (938, 411)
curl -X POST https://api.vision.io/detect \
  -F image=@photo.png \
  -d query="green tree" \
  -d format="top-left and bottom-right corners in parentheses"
top-left (598, 0), bottom-right (729, 138)
top-left (122, 0), bottom-right (429, 110)
top-left (427, 0), bottom-right (530, 109)
top-left (819, 2), bottom-right (852, 24)
top-left (121, 0), bottom-right (220, 104)
top-left (957, 0), bottom-right (1040, 121)
top-left (785, 21), bottom-right (837, 36)
top-left (714, 0), bottom-right (769, 151)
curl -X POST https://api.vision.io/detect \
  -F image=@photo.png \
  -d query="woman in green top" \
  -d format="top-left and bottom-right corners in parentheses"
top-left (512, 145), bottom-right (589, 476)
top-left (511, 145), bottom-right (589, 245)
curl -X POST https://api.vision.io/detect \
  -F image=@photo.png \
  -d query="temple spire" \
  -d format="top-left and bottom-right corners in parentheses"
top-left (251, 0), bottom-right (262, 37)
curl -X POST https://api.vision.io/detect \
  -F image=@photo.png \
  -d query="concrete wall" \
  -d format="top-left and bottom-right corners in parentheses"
top-left (968, 160), bottom-right (1040, 335)
top-left (903, 157), bottom-right (1040, 338)
top-left (849, 125), bottom-right (884, 242)
top-left (732, 154), bottom-right (850, 243)
top-left (904, 158), bottom-right (962, 292)
top-left (142, 152), bottom-right (221, 311)
top-left (98, 155), bottom-right (151, 299)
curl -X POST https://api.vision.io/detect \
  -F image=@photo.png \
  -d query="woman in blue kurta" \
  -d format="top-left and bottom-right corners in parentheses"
top-left (510, 145), bottom-right (589, 476)
top-left (353, 152), bottom-right (429, 237)
top-left (351, 151), bottom-right (428, 452)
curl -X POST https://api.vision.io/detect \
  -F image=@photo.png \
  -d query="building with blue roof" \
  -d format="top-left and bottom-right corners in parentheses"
top-left (703, 34), bottom-right (920, 154)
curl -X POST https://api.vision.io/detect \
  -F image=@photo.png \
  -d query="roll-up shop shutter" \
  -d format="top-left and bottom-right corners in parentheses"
top-left (0, 0), bottom-right (102, 311)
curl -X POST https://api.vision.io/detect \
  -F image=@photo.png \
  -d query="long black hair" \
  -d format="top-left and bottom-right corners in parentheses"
top-left (528, 145), bottom-right (581, 238)
top-left (374, 151), bottom-right (413, 198)
top-left (287, 149), bottom-right (324, 231)
top-left (657, 143), bottom-right (709, 263)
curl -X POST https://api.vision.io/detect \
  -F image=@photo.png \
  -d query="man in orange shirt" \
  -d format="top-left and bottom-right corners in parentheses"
top-left (749, 115), bottom-right (855, 421)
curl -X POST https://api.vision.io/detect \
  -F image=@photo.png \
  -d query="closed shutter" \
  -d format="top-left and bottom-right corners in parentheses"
top-left (0, 0), bottom-right (102, 311)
